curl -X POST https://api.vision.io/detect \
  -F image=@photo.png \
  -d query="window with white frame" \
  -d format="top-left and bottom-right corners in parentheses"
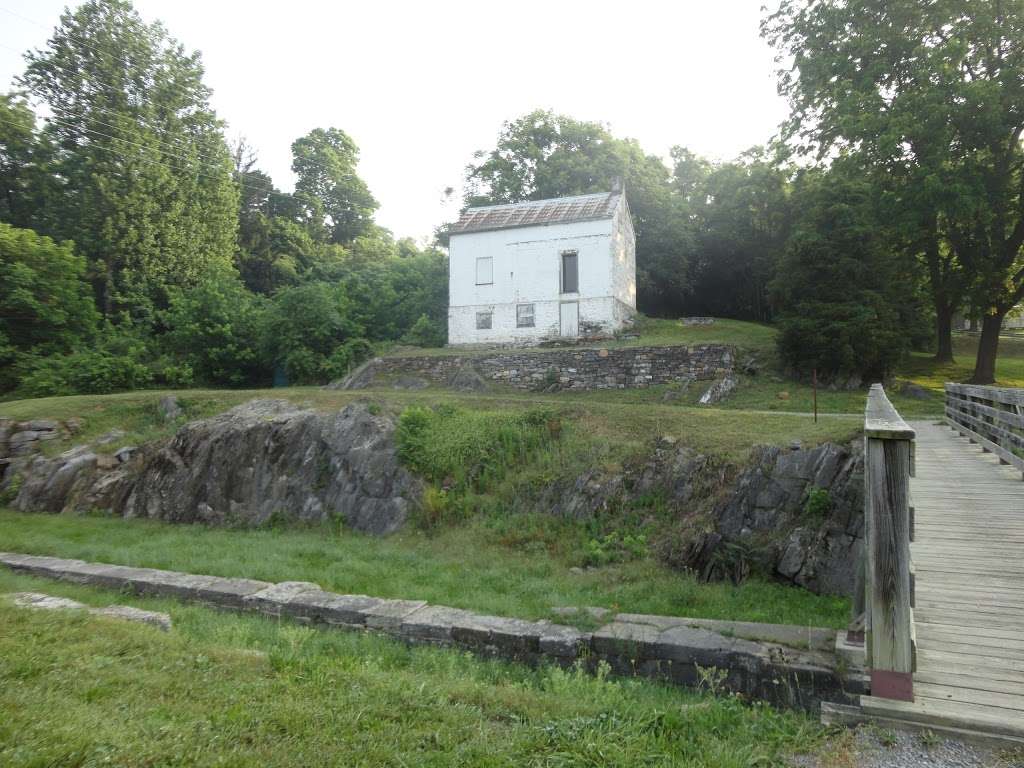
top-left (475, 256), bottom-right (493, 285)
top-left (476, 311), bottom-right (492, 330)
top-left (516, 303), bottom-right (535, 328)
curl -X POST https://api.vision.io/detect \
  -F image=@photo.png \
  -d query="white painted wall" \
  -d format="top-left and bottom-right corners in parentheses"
top-left (448, 200), bottom-right (637, 345)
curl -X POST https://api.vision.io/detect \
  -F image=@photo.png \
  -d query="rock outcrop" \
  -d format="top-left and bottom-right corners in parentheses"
top-left (5, 401), bottom-right (421, 535)
top-left (662, 442), bottom-right (863, 596)
top-left (532, 438), bottom-right (863, 596)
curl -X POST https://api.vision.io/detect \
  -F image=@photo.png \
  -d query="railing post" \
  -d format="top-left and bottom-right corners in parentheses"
top-left (863, 384), bottom-right (915, 702)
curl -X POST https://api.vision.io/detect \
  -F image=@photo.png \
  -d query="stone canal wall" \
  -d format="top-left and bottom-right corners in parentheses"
top-left (1, 551), bottom-right (862, 712)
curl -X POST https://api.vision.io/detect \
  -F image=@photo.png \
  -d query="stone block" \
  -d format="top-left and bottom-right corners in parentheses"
top-left (591, 621), bottom-right (659, 658)
top-left (287, 591), bottom-right (383, 626)
top-left (243, 581), bottom-right (321, 614)
top-left (94, 604), bottom-right (172, 631)
top-left (538, 624), bottom-right (590, 658)
top-left (362, 598), bottom-right (428, 631)
top-left (652, 625), bottom-right (766, 668)
top-left (400, 605), bottom-right (478, 643)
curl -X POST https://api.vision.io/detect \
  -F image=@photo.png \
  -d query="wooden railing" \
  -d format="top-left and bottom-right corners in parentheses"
top-left (859, 384), bottom-right (916, 701)
top-left (945, 383), bottom-right (1024, 478)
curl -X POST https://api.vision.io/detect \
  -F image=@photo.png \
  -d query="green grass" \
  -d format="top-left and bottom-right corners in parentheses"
top-left (0, 569), bottom-right (835, 767)
top-left (0, 386), bottom-right (860, 463)
top-left (387, 316), bottom-right (778, 358)
top-left (0, 510), bottom-right (850, 629)
top-left (529, 327), bottom-right (1024, 420)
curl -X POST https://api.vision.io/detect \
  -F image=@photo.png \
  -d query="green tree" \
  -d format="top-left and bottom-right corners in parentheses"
top-left (464, 110), bottom-right (694, 315)
top-left (162, 266), bottom-right (266, 386)
top-left (260, 282), bottom-right (369, 384)
top-left (19, 0), bottom-right (238, 324)
top-left (292, 128), bottom-right (378, 245)
top-left (683, 147), bottom-right (793, 321)
top-left (0, 93), bottom-right (57, 232)
top-left (764, 0), bottom-right (1024, 382)
top-left (0, 222), bottom-right (98, 391)
top-left (772, 166), bottom-right (912, 383)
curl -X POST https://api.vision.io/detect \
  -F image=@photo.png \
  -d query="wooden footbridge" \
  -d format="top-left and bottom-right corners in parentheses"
top-left (828, 383), bottom-right (1024, 743)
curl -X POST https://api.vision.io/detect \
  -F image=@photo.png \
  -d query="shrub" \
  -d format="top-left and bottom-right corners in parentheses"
top-left (162, 267), bottom-right (266, 387)
top-left (396, 405), bottom-right (557, 491)
top-left (400, 313), bottom-right (446, 348)
top-left (261, 282), bottom-right (374, 385)
top-left (0, 222), bottom-right (98, 392)
top-left (17, 347), bottom-right (153, 397)
top-left (803, 487), bottom-right (832, 518)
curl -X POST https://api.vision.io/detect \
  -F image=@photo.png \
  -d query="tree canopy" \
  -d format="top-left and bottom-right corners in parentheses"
top-left (764, 0), bottom-right (1024, 382)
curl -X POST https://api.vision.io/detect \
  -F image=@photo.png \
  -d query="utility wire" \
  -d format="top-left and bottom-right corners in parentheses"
top-left (0, 39), bottom-right (227, 162)
top-left (0, 111), bottom-right (282, 200)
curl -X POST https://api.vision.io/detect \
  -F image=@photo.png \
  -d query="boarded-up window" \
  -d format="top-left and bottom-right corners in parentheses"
top-left (476, 311), bottom-right (492, 330)
top-left (476, 257), bottom-right (493, 285)
top-left (561, 251), bottom-right (578, 293)
top-left (516, 304), bottom-right (535, 328)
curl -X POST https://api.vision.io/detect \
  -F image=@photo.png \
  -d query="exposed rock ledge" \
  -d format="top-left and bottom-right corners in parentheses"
top-left (1, 399), bottom-right (862, 596)
top-left (3, 401), bottom-right (420, 535)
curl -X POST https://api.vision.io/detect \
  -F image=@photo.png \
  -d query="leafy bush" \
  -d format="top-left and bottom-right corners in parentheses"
top-left (581, 531), bottom-right (648, 567)
top-left (261, 282), bottom-right (374, 385)
top-left (400, 313), bottom-right (446, 348)
top-left (162, 267), bottom-right (266, 386)
top-left (0, 222), bottom-right (98, 393)
top-left (13, 323), bottom-right (156, 397)
top-left (17, 347), bottom-right (153, 397)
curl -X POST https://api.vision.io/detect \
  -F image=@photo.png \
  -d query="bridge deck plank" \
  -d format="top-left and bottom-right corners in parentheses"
top-left (864, 420), bottom-right (1024, 735)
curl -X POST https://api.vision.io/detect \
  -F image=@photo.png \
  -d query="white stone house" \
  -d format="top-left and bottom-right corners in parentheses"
top-left (446, 189), bottom-right (636, 345)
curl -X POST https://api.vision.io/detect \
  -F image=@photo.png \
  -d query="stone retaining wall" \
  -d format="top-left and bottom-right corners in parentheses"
top-left (0, 552), bottom-right (862, 712)
top-left (351, 345), bottom-right (734, 391)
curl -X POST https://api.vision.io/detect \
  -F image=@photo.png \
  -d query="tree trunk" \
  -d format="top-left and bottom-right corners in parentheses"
top-left (934, 303), bottom-right (955, 363)
top-left (969, 312), bottom-right (1005, 385)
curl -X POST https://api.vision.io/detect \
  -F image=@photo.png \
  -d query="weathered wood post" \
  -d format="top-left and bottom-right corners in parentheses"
top-left (863, 384), bottom-right (915, 701)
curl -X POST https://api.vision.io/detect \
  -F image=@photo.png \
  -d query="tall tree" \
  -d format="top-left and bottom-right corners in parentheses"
top-left (292, 127), bottom-right (378, 245)
top-left (19, 0), bottom-right (238, 325)
top-left (772, 164), bottom-right (913, 383)
top-left (465, 110), bottom-right (693, 315)
top-left (682, 147), bottom-right (793, 322)
top-left (764, 0), bottom-right (1024, 382)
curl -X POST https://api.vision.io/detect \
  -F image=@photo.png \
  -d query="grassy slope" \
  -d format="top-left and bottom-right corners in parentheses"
top-left (0, 386), bottom-right (859, 462)
top-left (0, 570), bottom-right (833, 768)
top-left (0, 510), bottom-right (849, 629)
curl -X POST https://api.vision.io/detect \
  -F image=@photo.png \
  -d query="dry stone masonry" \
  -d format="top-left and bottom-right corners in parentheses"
top-left (342, 344), bottom-right (734, 392)
top-left (0, 552), bottom-right (864, 712)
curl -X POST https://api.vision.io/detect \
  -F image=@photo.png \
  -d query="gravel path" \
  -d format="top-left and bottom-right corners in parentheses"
top-left (796, 725), bottom-right (1024, 768)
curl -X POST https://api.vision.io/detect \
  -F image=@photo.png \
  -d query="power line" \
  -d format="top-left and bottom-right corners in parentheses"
top-left (0, 4), bottom-right (200, 102)
top-left (0, 39), bottom-right (221, 160)
top-left (0, 111), bottom-right (282, 201)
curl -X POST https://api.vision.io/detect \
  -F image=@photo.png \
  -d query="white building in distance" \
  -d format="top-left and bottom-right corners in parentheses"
top-left (447, 188), bottom-right (636, 345)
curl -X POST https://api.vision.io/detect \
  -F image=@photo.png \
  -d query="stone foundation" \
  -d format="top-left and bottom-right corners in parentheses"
top-left (346, 344), bottom-right (734, 391)
top-left (0, 551), bottom-right (863, 712)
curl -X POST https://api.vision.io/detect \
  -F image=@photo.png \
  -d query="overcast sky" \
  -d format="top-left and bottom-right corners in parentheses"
top-left (0, 0), bottom-right (789, 242)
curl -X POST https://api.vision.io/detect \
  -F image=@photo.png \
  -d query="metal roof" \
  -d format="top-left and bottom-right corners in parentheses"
top-left (449, 191), bottom-right (621, 235)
